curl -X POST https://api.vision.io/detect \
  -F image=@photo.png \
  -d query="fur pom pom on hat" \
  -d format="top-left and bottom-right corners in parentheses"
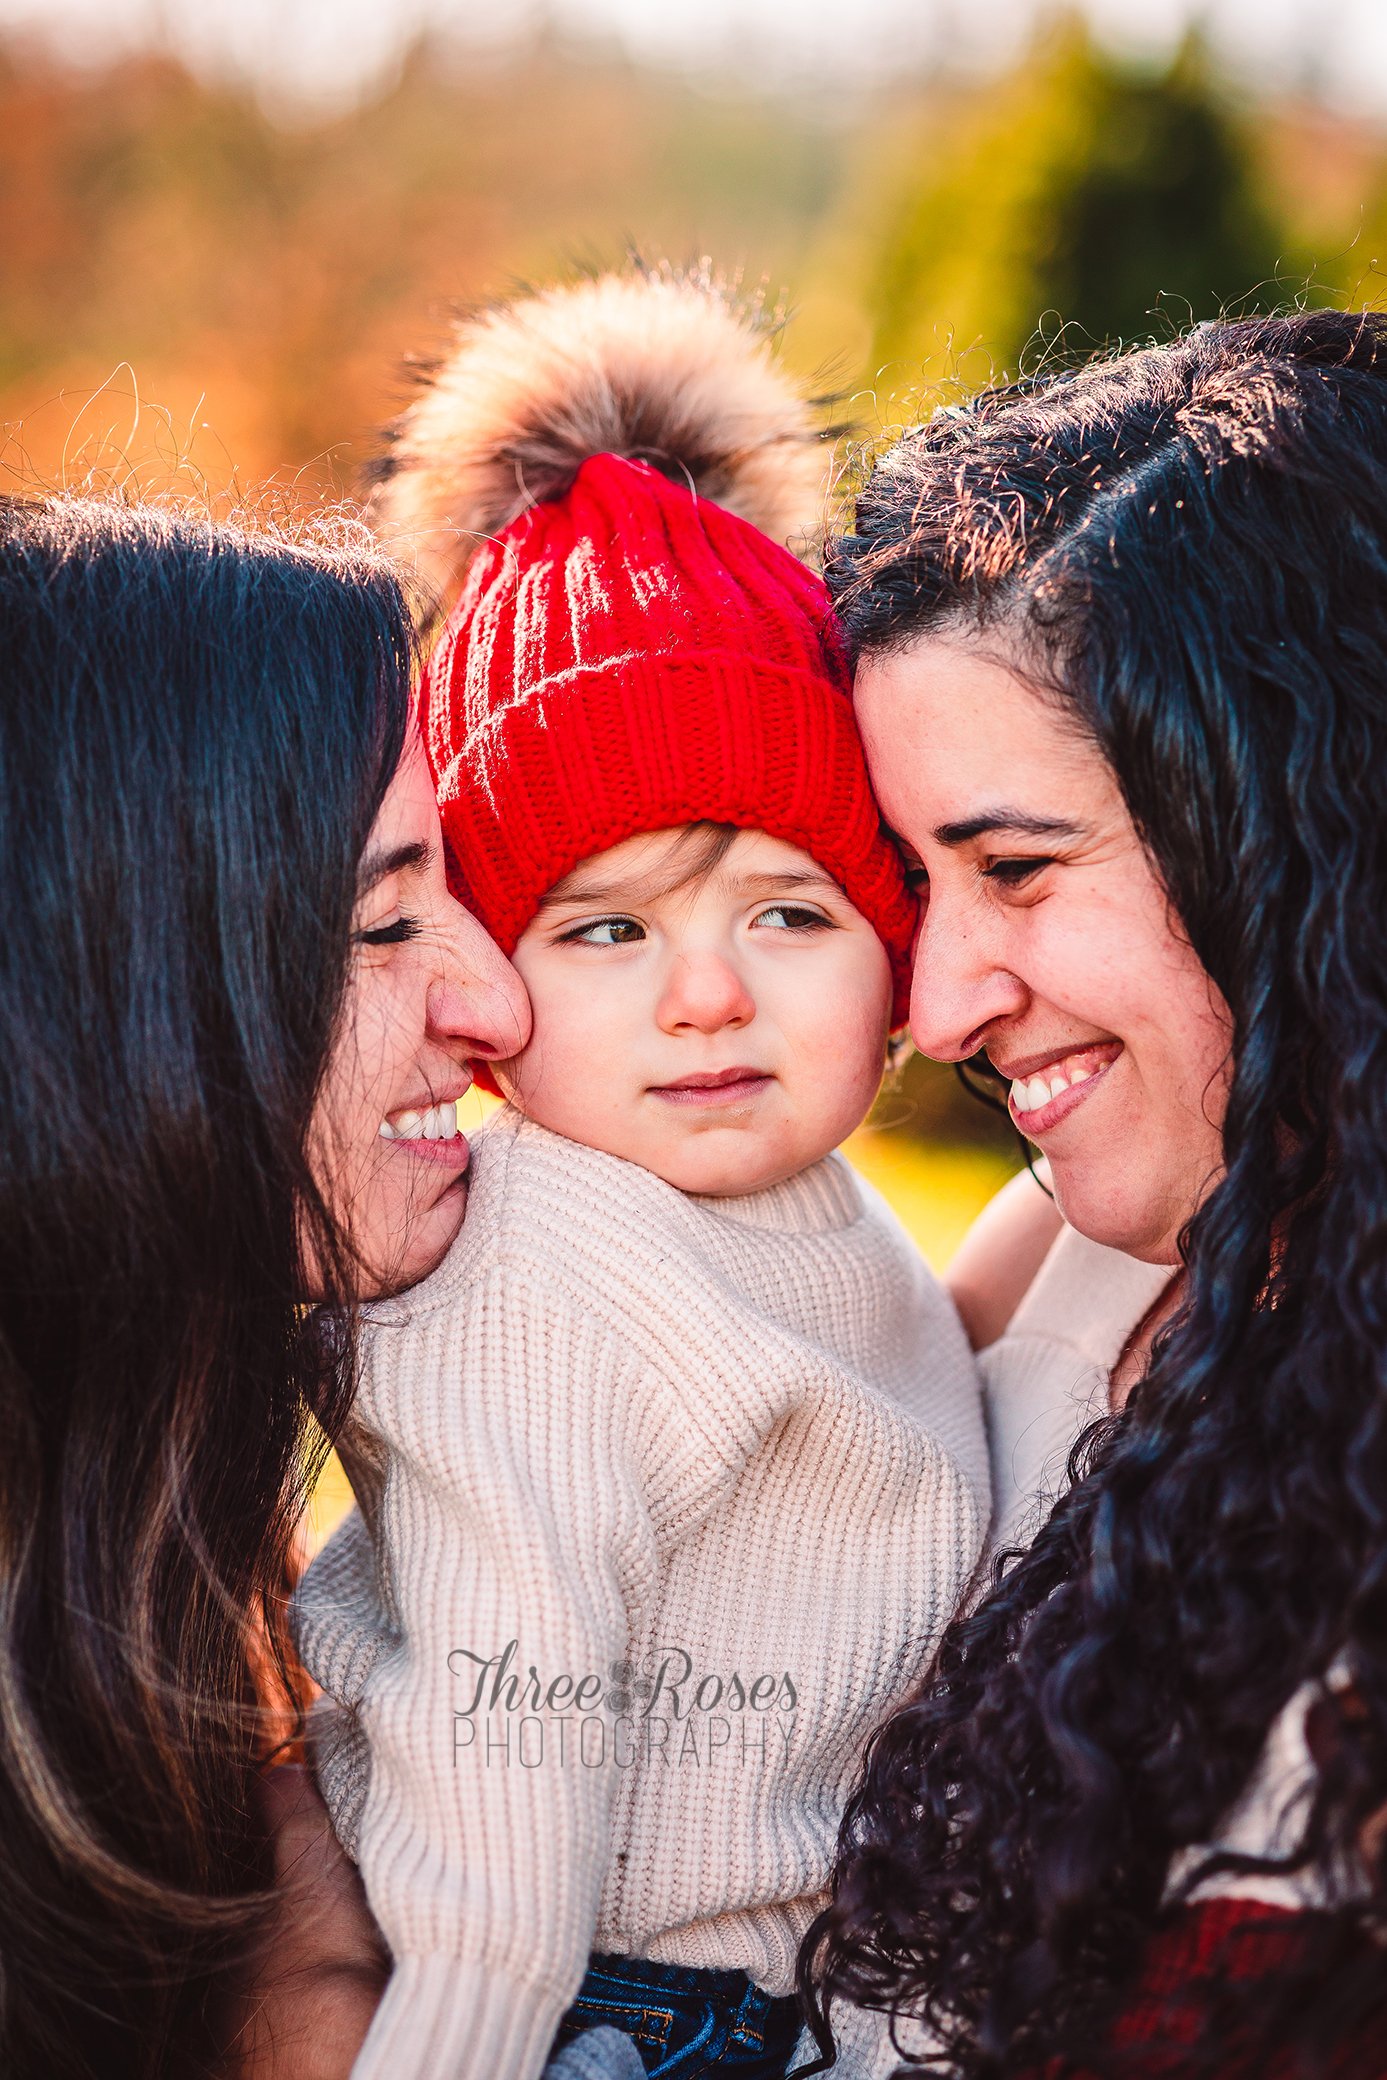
top-left (370, 266), bottom-right (828, 597)
top-left (374, 268), bottom-right (915, 1030)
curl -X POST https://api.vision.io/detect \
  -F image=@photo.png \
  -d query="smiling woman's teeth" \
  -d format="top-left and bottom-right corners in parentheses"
top-left (1010, 1063), bottom-right (1096, 1115)
top-left (379, 1100), bottom-right (460, 1142)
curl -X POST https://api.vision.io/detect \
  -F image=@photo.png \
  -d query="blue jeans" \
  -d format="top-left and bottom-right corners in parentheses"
top-left (550, 1954), bottom-right (804, 2079)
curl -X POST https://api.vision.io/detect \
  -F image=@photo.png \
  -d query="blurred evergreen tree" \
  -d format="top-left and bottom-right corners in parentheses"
top-left (867, 17), bottom-right (1286, 396)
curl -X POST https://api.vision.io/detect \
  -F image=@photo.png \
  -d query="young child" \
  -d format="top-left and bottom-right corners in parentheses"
top-left (293, 272), bottom-right (989, 2080)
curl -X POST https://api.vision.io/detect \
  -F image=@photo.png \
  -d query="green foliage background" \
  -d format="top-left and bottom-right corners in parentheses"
top-left (866, 22), bottom-right (1286, 385)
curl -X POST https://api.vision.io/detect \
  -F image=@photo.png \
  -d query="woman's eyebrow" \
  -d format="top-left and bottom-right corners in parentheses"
top-left (356, 839), bottom-right (433, 895)
top-left (933, 810), bottom-right (1086, 847)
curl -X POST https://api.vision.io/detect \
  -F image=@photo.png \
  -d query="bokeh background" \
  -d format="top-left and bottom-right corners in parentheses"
top-left (6, 0), bottom-right (1384, 1436)
top-left (7, 0), bottom-right (1385, 502)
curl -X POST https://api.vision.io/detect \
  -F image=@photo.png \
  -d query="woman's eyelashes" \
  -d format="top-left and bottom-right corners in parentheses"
top-left (981, 855), bottom-right (1056, 889)
top-left (357, 912), bottom-right (423, 947)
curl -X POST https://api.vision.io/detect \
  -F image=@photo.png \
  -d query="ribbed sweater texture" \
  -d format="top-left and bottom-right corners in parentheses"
top-left (292, 1108), bottom-right (988, 2080)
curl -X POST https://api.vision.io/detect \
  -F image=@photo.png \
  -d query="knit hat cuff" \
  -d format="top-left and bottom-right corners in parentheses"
top-left (432, 649), bottom-right (915, 1030)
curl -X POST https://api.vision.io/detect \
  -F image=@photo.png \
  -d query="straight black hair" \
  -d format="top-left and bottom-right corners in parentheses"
top-left (0, 497), bottom-right (411, 2074)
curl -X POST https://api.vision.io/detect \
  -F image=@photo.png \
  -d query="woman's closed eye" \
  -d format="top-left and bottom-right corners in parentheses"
top-left (751, 902), bottom-right (833, 932)
top-left (559, 914), bottom-right (646, 946)
top-left (356, 913), bottom-right (422, 948)
top-left (981, 856), bottom-right (1056, 889)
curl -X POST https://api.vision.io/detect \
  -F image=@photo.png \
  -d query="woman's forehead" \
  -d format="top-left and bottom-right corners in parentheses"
top-left (854, 638), bottom-right (1110, 833)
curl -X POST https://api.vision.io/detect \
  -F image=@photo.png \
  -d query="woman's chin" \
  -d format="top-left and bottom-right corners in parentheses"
top-left (364, 1174), bottom-right (470, 1298)
top-left (1048, 1160), bottom-right (1185, 1268)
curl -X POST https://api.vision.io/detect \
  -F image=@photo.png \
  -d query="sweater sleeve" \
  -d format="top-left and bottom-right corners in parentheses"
top-left (979, 1225), bottom-right (1174, 1555)
top-left (347, 1268), bottom-right (661, 2080)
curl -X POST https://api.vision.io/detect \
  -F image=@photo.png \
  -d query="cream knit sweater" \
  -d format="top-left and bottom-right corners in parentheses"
top-left (292, 1108), bottom-right (989, 2080)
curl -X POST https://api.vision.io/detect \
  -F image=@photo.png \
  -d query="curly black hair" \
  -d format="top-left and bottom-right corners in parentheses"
top-left (799, 309), bottom-right (1387, 2076)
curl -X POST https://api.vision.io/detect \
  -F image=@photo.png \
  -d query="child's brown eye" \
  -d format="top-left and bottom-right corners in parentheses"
top-left (562, 916), bottom-right (646, 946)
top-left (753, 904), bottom-right (831, 932)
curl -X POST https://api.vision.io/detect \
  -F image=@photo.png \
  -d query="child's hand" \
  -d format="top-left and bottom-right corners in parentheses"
top-left (221, 1764), bottom-right (388, 2080)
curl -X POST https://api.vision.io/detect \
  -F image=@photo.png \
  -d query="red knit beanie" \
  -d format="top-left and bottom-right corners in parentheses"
top-left (372, 271), bottom-right (916, 1028)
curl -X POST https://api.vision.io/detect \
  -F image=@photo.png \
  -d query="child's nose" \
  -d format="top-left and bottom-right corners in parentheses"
top-left (655, 950), bottom-right (755, 1036)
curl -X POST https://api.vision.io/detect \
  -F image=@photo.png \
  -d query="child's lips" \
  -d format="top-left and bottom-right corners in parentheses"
top-left (648, 1068), bottom-right (773, 1108)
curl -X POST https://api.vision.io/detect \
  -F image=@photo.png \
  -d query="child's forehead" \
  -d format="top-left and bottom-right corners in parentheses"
top-left (541, 825), bottom-right (845, 910)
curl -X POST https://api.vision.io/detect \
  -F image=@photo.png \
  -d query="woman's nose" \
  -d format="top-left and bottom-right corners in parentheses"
top-left (908, 899), bottom-right (1028, 1062)
top-left (427, 900), bottom-right (532, 1062)
top-left (656, 950), bottom-right (755, 1036)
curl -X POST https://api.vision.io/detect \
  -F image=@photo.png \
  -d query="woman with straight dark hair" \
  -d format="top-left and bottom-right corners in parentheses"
top-left (0, 495), bottom-right (527, 2078)
top-left (799, 309), bottom-right (1387, 2076)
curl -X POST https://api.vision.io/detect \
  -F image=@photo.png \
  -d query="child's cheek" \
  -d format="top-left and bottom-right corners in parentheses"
top-left (806, 961), bottom-right (893, 1139)
top-left (500, 994), bottom-right (618, 1146)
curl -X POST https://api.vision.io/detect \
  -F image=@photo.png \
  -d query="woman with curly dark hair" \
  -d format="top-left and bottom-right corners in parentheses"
top-left (800, 308), bottom-right (1387, 2078)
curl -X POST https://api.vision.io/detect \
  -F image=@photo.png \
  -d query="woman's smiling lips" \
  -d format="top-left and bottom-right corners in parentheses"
top-left (1002, 1041), bottom-right (1123, 1134)
top-left (648, 1067), bottom-right (773, 1108)
top-left (379, 1083), bottom-right (475, 1168)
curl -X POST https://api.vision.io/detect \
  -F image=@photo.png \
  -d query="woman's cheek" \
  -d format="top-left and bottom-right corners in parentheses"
top-left (1028, 894), bottom-right (1124, 1039)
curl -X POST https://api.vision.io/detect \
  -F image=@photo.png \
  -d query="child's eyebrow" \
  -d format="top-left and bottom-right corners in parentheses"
top-left (720, 867), bottom-right (844, 899)
top-left (537, 869), bottom-right (649, 909)
top-left (538, 858), bottom-right (844, 912)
